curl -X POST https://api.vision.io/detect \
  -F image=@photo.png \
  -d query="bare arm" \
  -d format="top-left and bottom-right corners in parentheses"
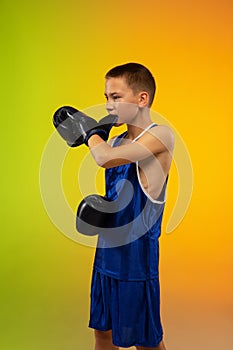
top-left (87, 125), bottom-right (174, 168)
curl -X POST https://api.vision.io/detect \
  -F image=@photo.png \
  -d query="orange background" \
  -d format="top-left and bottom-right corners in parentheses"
top-left (1, 0), bottom-right (232, 349)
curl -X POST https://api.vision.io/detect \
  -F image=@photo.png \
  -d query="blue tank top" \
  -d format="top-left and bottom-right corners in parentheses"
top-left (94, 123), bottom-right (167, 281)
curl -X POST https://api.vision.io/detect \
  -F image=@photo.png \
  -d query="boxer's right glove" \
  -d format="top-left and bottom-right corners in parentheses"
top-left (76, 194), bottom-right (116, 236)
top-left (53, 106), bottom-right (118, 147)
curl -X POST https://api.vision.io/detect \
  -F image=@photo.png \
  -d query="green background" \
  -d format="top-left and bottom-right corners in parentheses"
top-left (1, 1), bottom-right (232, 349)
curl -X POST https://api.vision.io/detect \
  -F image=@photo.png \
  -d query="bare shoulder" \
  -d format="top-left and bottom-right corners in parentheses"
top-left (149, 124), bottom-right (174, 139)
top-left (146, 124), bottom-right (174, 152)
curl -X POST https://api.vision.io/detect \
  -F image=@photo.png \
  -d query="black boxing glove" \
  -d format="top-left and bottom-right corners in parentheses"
top-left (53, 106), bottom-right (101, 147)
top-left (53, 106), bottom-right (118, 147)
top-left (76, 194), bottom-right (117, 236)
top-left (97, 114), bottom-right (118, 141)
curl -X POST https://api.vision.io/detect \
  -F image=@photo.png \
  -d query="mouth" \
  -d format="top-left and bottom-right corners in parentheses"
top-left (114, 122), bottom-right (124, 127)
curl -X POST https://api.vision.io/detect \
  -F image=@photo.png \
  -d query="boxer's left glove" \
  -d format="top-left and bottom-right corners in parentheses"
top-left (53, 106), bottom-right (118, 147)
top-left (76, 194), bottom-right (116, 235)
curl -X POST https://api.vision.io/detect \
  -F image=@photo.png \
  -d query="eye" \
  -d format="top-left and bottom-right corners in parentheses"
top-left (113, 95), bottom-right (120, 101)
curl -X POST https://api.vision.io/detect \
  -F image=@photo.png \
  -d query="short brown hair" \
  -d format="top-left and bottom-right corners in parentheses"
top-left (105, 63), bottom-right (156, 107)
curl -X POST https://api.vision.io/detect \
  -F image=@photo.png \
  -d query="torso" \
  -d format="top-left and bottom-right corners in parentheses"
top-left (94, 128), bottom-right (168, 280)
top-left (118, 125), bottom-right (172, 201)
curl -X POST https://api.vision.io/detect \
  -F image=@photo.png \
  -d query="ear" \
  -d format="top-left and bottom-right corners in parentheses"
top-left (138, 92), bottom-right (149, 107)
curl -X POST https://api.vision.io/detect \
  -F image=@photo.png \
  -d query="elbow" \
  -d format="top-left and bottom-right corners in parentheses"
top-left (94, 152), bottom-right (110, 168)
top-left (88, 143), bottom-right (114, 168)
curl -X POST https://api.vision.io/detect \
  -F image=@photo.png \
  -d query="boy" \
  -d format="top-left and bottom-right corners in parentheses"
top-left (53, 63), bottom-right (174, 349)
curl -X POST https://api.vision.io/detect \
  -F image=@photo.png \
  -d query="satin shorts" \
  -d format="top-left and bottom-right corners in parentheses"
top-left (89, 269), bottom-right (163, 348)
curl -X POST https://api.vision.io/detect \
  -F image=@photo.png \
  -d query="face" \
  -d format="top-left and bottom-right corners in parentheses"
top-left (104, 77), bottom-right (145, 125)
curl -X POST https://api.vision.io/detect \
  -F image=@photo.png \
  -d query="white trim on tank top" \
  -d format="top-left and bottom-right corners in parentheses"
top-left (132, 123), bottom-right (167, 204)
top-left (111, 123), bottom-right (167, 204)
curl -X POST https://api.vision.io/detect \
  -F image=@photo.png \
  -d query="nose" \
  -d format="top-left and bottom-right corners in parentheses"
top-left (105, 101), bottom-right (115, 113)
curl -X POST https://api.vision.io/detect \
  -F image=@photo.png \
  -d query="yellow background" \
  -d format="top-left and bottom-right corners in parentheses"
top-left (1, 0), bottom-right (232, 349)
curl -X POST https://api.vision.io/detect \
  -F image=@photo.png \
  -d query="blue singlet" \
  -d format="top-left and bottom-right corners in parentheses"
top-left (94, 124), bottom-right (167, 281)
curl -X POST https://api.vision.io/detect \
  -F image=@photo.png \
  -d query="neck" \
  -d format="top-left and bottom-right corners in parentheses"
top-left (126, 107), bottom-right (153, 140)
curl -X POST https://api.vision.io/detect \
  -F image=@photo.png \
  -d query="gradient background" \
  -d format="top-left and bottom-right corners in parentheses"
top-left (1, 0), bottom-right (232, 349)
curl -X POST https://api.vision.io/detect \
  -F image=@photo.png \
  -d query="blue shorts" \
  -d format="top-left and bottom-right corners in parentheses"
top-left (89, 269), bottom-right (163, 348)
